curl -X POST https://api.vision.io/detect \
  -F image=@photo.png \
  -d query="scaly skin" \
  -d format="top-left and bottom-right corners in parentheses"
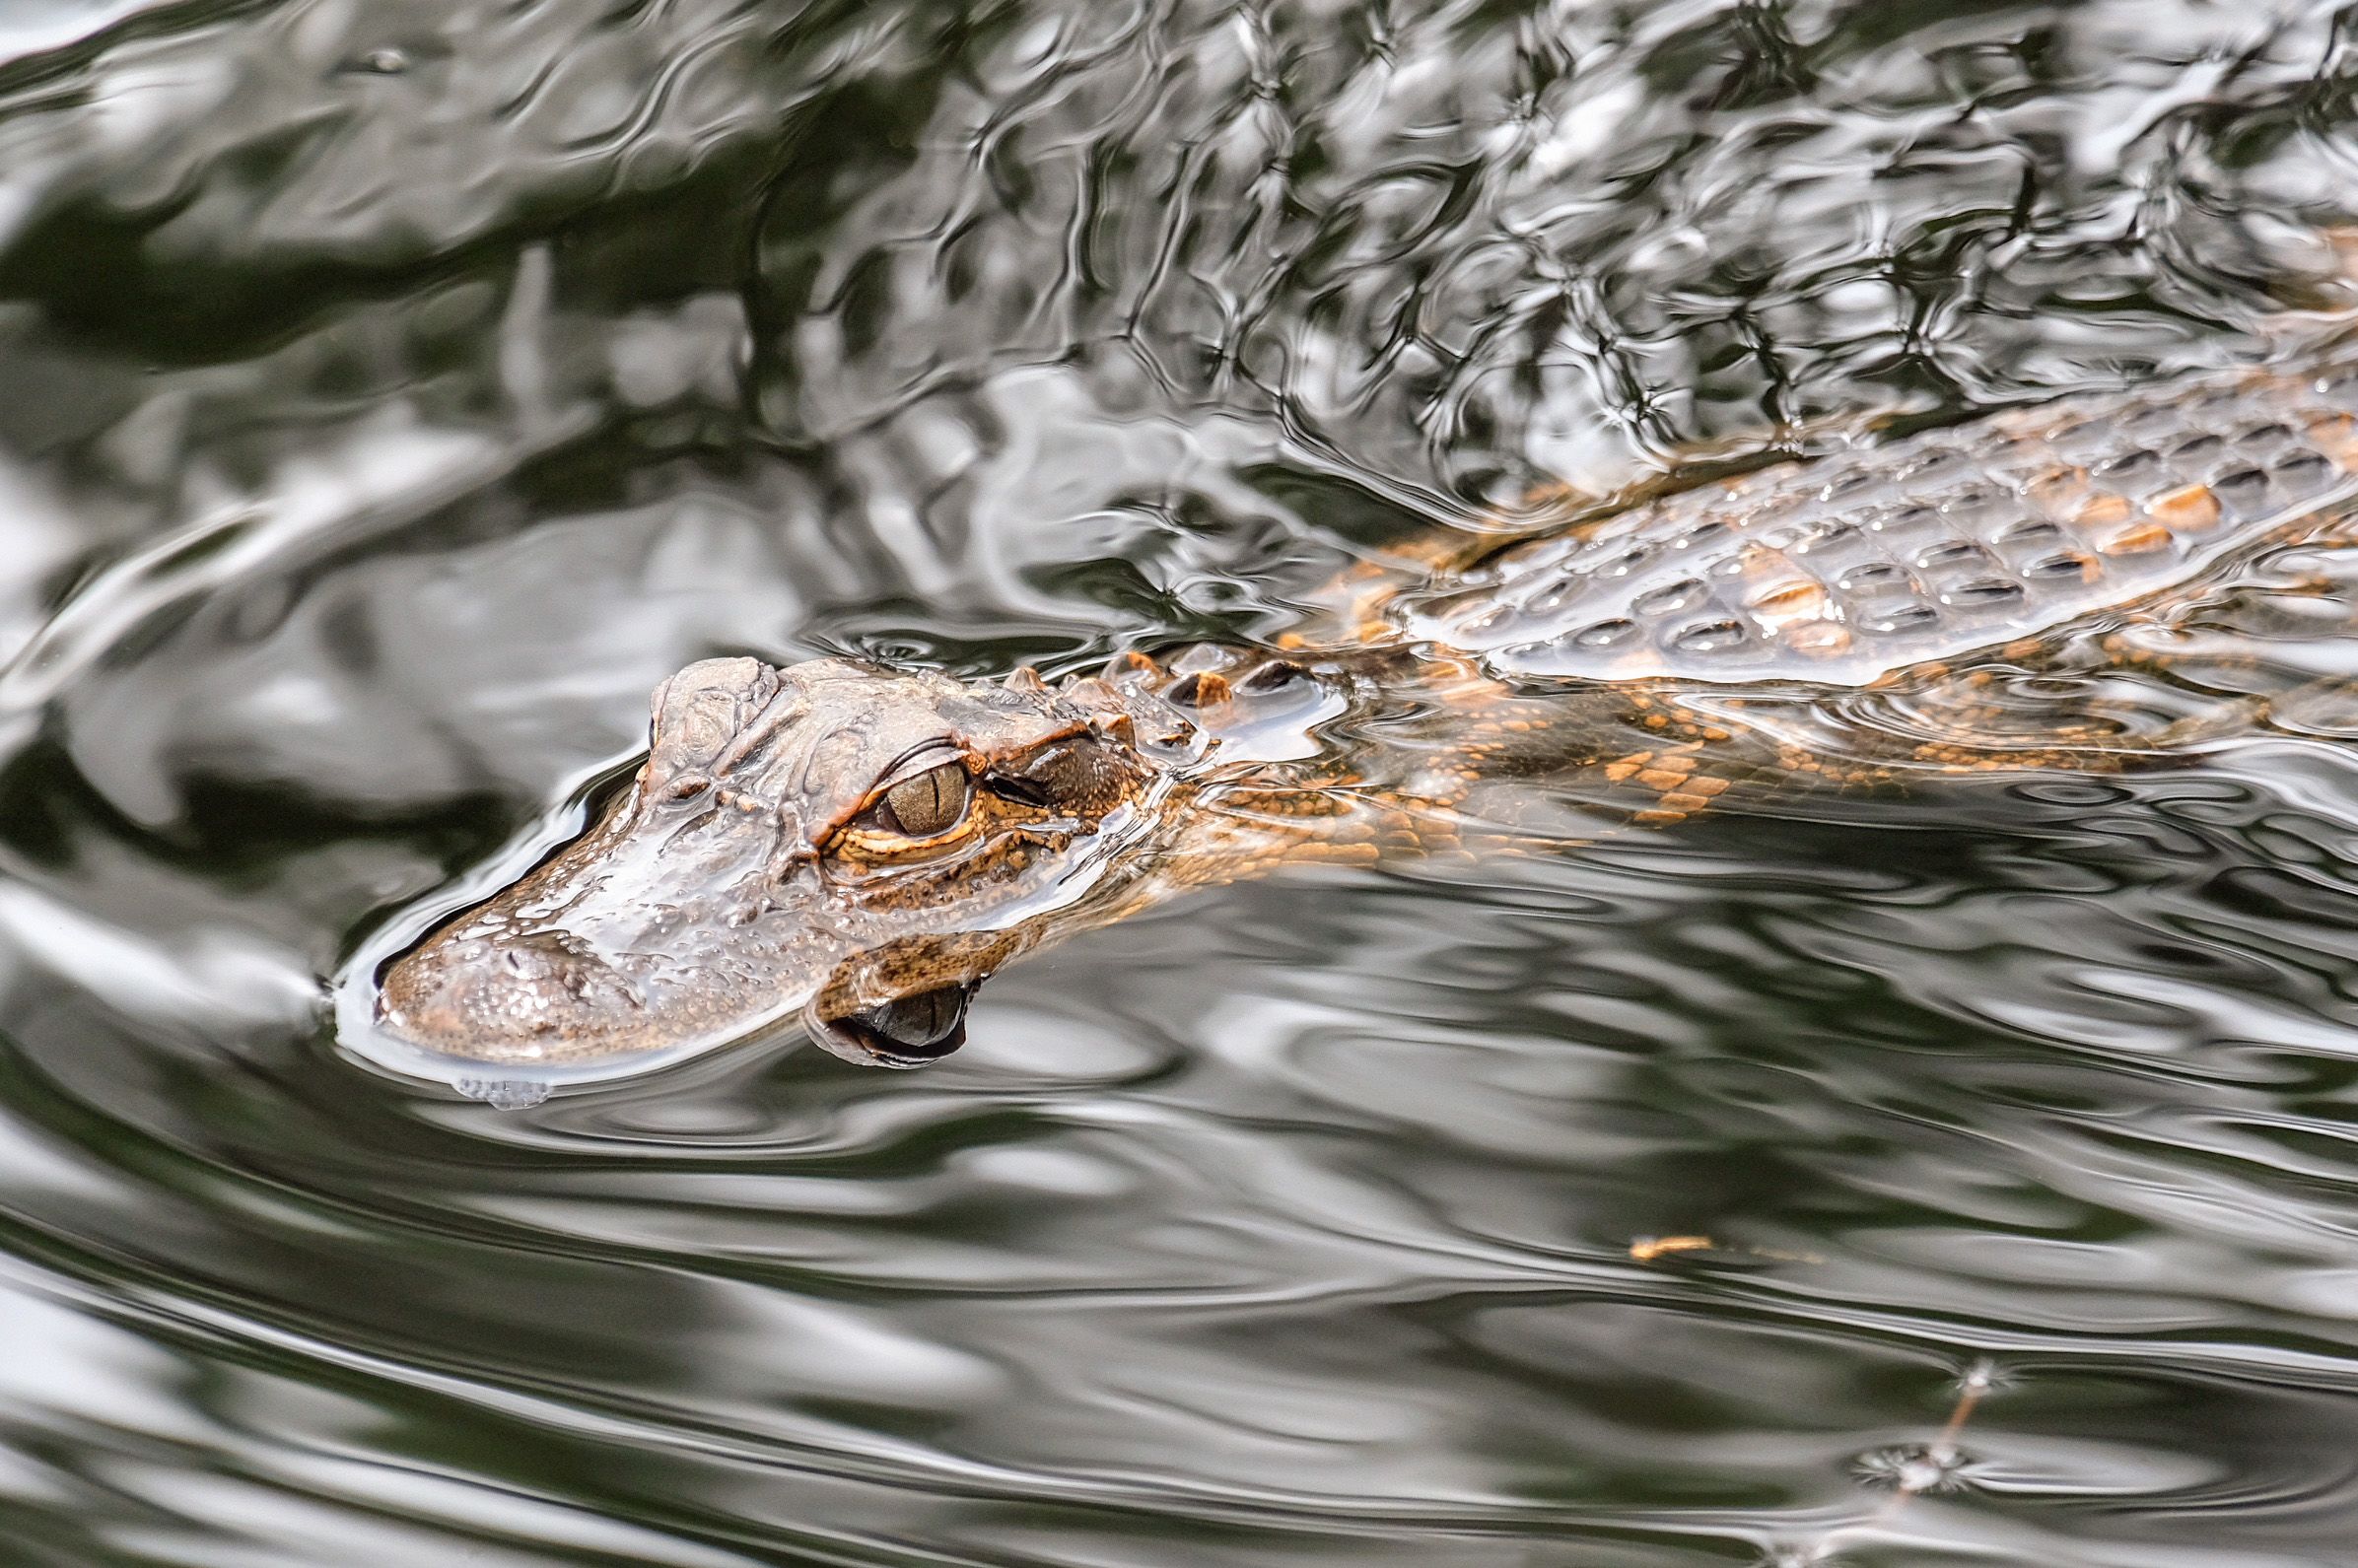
top-left (372, 327), bottom-right (2358, 1080)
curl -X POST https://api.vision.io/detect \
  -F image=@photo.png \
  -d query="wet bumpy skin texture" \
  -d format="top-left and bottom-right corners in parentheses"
top-left (375, 330), bottom-right (2358, 1078)
top-left (1407, 357), bottom-right (2358, 684)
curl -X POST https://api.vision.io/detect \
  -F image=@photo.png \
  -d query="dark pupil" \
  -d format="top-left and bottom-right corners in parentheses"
top-left (883, 764), bottom-right (967, 836)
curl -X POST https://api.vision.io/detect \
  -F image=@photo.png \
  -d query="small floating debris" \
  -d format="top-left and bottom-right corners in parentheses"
top-left (1855, 1359), bottom-right (1998, 1508)
top-left (1629, 1233), bottom-right (1826, 1264)
top-left (1851, 1441), bottom-right (1973, 1496)
top-left (1630, 1234), bottom-right (1715, 1262)
top-left (1769, 1358), bottom-right (2003, 1563)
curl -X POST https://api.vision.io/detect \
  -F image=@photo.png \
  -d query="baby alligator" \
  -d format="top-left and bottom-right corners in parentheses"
top-left (363, 324), bottom-right (2358, 1084)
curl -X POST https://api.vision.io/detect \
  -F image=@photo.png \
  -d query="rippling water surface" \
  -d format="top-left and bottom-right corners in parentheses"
top-left (5, 0), bottom-right (2358, 1562)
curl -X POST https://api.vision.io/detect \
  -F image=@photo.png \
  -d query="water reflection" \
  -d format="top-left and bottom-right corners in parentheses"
top-left (2, 0), bottom-right (2358, 1562)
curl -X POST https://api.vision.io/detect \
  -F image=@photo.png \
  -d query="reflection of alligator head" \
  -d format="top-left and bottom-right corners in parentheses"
top-left (376, 650), bottom-right (1331, 1072)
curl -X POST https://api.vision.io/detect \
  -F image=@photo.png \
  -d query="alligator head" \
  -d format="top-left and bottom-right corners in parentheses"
top-left (374, 653), bottom-right (1228, 1074)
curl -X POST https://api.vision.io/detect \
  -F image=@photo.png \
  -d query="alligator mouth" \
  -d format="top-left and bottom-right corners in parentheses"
top-left (803, 983), bottom-right (977, 1067)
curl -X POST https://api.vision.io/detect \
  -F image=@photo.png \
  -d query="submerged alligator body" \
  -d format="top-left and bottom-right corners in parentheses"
top-left (361, 329), bottom-right (2358, 1087)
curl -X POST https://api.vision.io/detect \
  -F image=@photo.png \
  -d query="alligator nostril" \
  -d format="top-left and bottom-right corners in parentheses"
top-left (381, 933), bottom-right (643, 1052)
top-left (486, 937), bottom-right (634, 1003)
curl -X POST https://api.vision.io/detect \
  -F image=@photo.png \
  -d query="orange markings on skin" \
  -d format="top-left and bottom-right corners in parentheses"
top-left (1785, 619), bottom-right (1851, 656)
top-left (2098, 519), bottom-right (2173, 556)
top-left (2148, 484), bottom-right (2222, 533)
top-left (2026, 467), bottom-right (2090, 511)
top-left (2306, 413), bottom-right (2358, 467)
top-left (2072, 493), bottom-right (2133, 526)
top-left (1744, 579), bottom-right (1826, 630)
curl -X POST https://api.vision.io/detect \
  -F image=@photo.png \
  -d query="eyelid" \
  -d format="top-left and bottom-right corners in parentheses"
top-left (866, 746), bottom-right (972, 800)
top-left (813, 746), bottom-right (971, 852)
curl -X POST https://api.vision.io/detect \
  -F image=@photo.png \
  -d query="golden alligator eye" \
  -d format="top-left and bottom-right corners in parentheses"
top-left (878, 762), bottom-right (969, 837)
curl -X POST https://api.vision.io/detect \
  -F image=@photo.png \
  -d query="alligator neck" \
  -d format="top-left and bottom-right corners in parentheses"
top-left (1088, 639), bottom-right (1637, 896)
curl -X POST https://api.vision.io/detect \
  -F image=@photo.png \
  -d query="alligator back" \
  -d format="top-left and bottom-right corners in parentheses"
top-left (1404, 350), bottom-right (2358, 686)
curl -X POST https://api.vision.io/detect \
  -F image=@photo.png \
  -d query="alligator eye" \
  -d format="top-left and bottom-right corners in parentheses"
top-left (878, 763), bottom-right (969, 837)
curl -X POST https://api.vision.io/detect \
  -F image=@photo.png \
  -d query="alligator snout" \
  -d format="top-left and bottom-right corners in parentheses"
top-left (377, 930), bottom-right (644, 1062)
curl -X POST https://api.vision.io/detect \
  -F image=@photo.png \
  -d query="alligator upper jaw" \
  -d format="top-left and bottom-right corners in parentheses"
top-left (350, 930), bottom-right (1002, 1093)
top-left (350, 866), bottom-right (1046, 1088)
top-left (373, 969), bottom-right (982, 1077)
top-left (363, 928), bottom-right (799, 1076)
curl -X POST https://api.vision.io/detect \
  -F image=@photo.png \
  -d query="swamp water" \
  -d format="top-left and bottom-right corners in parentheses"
top-left (1, 0), bottom-right (2356, 1562)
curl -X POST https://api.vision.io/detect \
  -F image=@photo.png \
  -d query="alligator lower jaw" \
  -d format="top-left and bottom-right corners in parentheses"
top-left (802, 983), bottom-right (977, 1067)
